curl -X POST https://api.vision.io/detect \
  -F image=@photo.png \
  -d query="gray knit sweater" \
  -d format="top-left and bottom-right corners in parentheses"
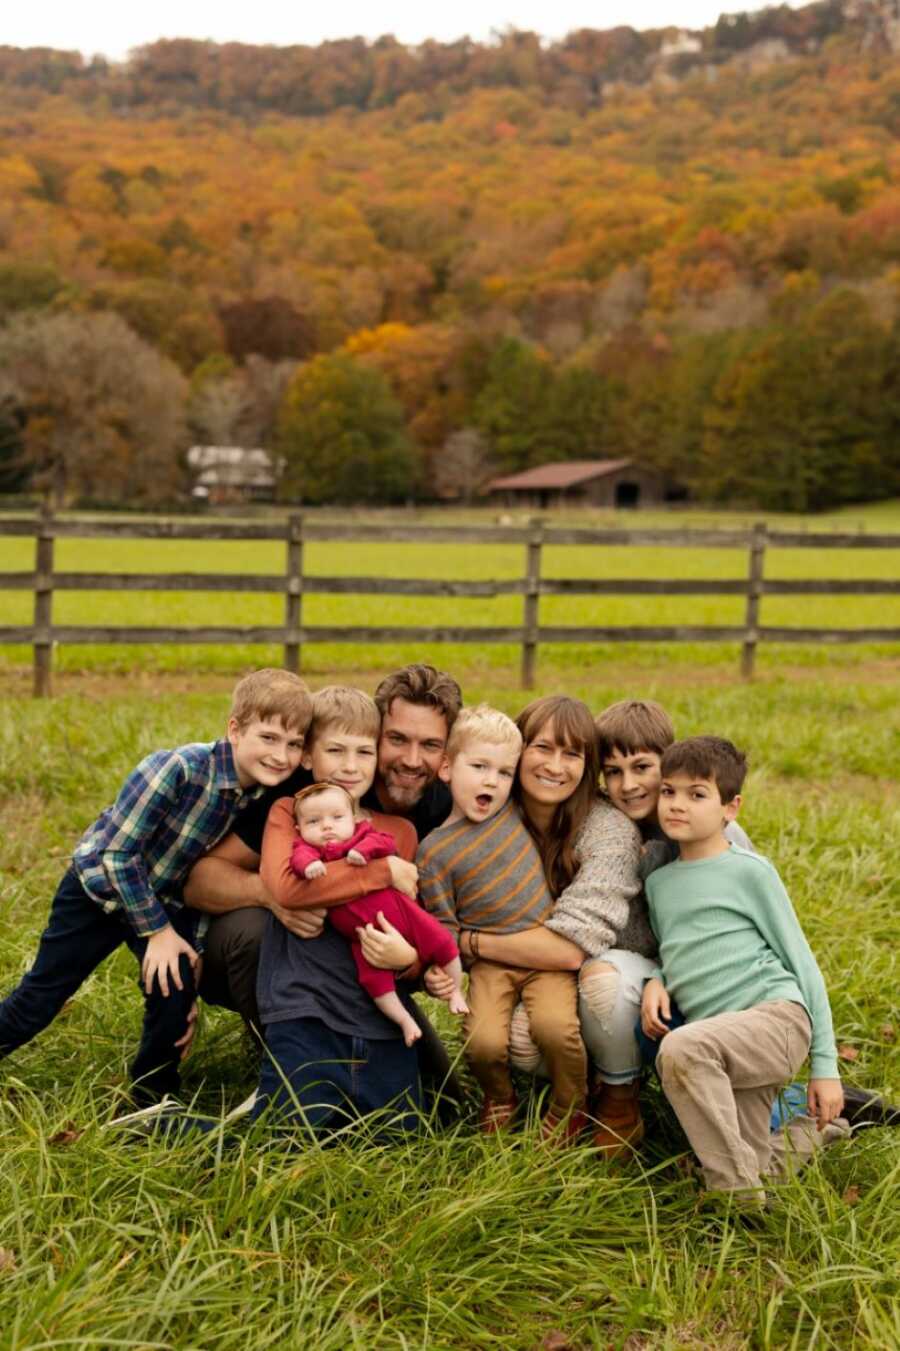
top-left (544, 799), bottom-right (655, 959)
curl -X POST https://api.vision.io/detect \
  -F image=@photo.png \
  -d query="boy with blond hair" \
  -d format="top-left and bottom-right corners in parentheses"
top-left (417, 705), bottom-right (587, 1139)
top-left (0, 668), bottom-right (310, 1104)
top-left (642, 736), bottom-right (845, 1204)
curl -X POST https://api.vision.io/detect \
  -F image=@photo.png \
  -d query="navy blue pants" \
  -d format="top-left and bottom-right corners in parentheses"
top-left (0, 868), bottom-right (196, 1105)
top-left (254, 1016), bottom-right (421, 1138)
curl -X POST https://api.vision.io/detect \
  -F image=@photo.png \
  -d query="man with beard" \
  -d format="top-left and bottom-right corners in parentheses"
top-left (182, 664), bottom-right (462, 1108)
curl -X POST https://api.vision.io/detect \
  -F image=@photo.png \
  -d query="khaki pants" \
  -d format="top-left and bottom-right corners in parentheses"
top-left (656, 1000), bottom-right (814, 1194)
top-left (465, 961), bottom-right (587, 1113)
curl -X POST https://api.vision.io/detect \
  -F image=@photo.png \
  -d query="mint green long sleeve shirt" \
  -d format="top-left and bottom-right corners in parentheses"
top-left (645, 845), bottom-right (839, 1080)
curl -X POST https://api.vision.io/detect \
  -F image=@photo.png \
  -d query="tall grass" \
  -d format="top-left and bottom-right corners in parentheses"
top-left (0, 674), bottom-right (898, 1348)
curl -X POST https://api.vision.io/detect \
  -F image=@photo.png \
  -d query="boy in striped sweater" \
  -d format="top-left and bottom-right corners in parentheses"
top-left (417, 706), bottom-right (587, 1137)
top-left (641, 736), bottom-right (845, 1206)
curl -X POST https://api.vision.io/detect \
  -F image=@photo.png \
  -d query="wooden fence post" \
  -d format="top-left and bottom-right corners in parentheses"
top-left (284, 513), bottom-right (304, 673)
top-left (520, 517), bottom-right (544, 688)
top-left (33, 499), bottom-right (55, 698)
top-left (740, 521), bottom-right (767, 679)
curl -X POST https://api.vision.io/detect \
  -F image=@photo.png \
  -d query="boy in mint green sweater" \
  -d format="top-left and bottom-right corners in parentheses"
top-left (641, 736), bottom-right (845, 1203)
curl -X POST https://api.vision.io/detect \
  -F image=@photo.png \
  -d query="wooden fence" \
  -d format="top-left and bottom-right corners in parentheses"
top-left (1, 508), bottom-right (899, 696)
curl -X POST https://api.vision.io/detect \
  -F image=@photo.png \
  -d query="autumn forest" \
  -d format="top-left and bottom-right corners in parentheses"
top-left (3, 0), bottom-right (900, 510)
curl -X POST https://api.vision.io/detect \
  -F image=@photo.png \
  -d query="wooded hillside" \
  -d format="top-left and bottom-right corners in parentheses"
top-left (2, 0), bottom-right (900, 509)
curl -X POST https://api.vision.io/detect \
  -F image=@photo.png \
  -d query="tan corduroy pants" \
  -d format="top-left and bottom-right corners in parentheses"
top-left (656, 999), bottom-right (814, 1194)
top-left (465, 961), bottom-right (587, 1112)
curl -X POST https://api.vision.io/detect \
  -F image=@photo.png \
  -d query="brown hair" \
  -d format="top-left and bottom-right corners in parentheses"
top-left (660, 736), bottom-right (747, 803)
top-left (374, 663), bottom-right (462, 729)
top-left (293, 780), bottom-right (356, 825)
top-left (595, 699), bottom-right (675, 760)
top-left (512, 694), bottom-right (600, 896)
top-left (308, 686), bottom-right (380, 744)
top-left (230, 669), bottom-right (312, 735)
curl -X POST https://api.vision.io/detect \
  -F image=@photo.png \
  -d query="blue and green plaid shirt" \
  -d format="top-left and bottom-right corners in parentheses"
top-left (72, 738), bottom-right (263, 939)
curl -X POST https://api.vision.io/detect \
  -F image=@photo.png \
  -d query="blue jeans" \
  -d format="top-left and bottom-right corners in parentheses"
top-left (254, 1017), bottom-right (422, 1137)
top-left (637, 1003), bottom-right (808, 1131)
top-left (0, 868), bottom-right (197, 1105)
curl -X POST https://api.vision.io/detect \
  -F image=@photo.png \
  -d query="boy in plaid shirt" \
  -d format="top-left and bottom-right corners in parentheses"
top-left (0, 669), bottom-right (310, 1105)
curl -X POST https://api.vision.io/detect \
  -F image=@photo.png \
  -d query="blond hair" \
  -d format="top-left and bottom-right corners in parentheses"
top-left (308, 685), bottom-right (380, 744)
top-left (595, 699), bottom-right (675, 760)
top-left (293, 780), bottom-right (356, 825)
top-left (446, 704), bottom-right (522, 762)
top-left (230, 669), bottom-right (312, 734)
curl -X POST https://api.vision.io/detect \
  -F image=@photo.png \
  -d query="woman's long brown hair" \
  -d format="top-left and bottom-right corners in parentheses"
top-left (512, 695), bottom-right (600, 897)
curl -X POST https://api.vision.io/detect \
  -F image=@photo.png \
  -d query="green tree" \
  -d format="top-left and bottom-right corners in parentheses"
top-left (276, 353), bottom-right (417, 504)
top-left (702, 291), bottom-right (896, 510)
top-left (472, 338), bottom-right (553, 472)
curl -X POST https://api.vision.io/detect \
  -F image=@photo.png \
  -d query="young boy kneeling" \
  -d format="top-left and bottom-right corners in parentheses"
top-left (0, 669), bottom-right (310, 1105)
top-left (641, 736), bottom-right (845, 1205)
top-left (417, 706), bottom-right (587, 1139)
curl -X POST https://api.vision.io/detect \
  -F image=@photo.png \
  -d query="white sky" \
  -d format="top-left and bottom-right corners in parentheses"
top-left (3, 1), bottom-right (806, 62)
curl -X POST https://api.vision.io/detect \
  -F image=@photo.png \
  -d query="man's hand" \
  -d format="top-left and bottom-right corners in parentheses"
top-left (357, 912), bottom-right (417, 969)
top-left (808, 1078), bottom-right (844, 1129)
top-left (424, 965), bottom-right (455, 999)
top-left (347, 849), bottom-right (366, 867)
top-left (387, 856), bottom-right (418, 899)
top-left (304, 860), bottom-right (326, 880)
top-left (641, 977), bottom-right (671, 1040)
top-left (269, 900), bottom-right (326, 939)
top-left (142, 924), bottom-right (199, 997)
top-left (175, 999), bottom-right (200, 1060)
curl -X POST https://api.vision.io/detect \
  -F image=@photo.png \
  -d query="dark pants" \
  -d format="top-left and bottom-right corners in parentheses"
top-left (253, 1016), bottom-right (421, 1137)
top-left (199, 906), bottom-right (465, 1118)
top-left (0, 868), bottom-right (196, 1105)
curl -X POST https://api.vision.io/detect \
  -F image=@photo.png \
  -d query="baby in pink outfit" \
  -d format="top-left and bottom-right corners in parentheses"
top-left (291, 782), bottom-right (468, 1045)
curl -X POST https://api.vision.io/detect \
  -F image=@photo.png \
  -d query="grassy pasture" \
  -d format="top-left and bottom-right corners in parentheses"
top-left (0, 668), bottom-right (898, 1348)
top-left (1, 501), bottom-right (899, 686)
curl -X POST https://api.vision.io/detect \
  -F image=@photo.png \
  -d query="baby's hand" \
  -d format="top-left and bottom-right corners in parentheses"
top-left (346, 848), bottom-right (366, 866)
top-left (304, 859), bottom-right (326, 880)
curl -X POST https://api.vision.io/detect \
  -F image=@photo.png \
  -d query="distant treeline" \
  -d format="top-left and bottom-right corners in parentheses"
top-left (0, 3), bottom-right (850, 118)
top-left (2, 1), bottom-right (900, 511)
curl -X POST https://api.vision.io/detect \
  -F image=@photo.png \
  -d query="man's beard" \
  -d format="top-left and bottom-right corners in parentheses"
top-left (380, 768), bottom-right (427, 811)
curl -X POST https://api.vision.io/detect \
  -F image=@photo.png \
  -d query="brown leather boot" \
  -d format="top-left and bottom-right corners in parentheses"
top-left (591, 1081), bottom-right (645, 1159)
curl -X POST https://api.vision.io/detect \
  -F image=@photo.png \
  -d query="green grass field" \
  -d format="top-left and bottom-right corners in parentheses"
top-left (1, 501), bottom-right (899, 689)
top-left (1, 660), bottom-right (898, 1347)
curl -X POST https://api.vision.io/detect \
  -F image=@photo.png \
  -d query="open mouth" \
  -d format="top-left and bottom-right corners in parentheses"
top-left (475, 793), bottom-right (493, 811)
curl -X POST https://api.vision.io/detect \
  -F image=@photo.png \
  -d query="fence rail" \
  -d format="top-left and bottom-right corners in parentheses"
top-left (1, 508), bottom-right (898, 696)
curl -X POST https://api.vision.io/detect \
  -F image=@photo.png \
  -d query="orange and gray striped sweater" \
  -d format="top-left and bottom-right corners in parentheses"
top-left (416, 800), bottom-right (552, 937)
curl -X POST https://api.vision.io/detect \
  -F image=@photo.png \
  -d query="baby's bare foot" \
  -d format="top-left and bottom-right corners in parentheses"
top-left (448, 993), bottom-right (470, 1016)
top-left (401, 1019), bottom-right (423, 1047)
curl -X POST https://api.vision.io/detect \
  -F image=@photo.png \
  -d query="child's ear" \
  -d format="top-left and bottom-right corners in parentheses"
top-left (722, 794), bottom-right (741, 824)
top-left (227, 716), bottom-right (241, 745)
top-left (438, 756), bottom-right (452, 784)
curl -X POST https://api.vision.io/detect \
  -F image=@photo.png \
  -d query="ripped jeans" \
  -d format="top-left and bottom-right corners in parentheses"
top-left (509, 949), bottom-right (655, 1086)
